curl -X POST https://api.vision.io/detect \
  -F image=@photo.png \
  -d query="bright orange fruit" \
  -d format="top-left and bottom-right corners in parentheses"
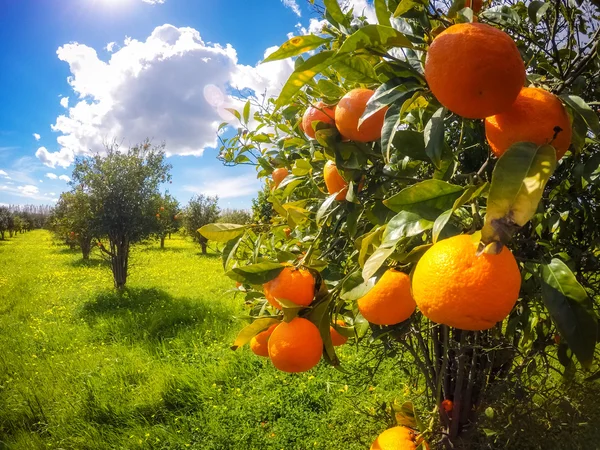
top-left (268, 318), bottom-right (323, 373)
top-left (357, 269), bottom-right (416, 325)
top-left (485, 87), bottom-right (572, 159)
top-left (330, 319), bottom-right (348, 346)
top-left (271, 168), bottom-right (289, 189)
top-left (263, 266), bottom-right (315, 309)
top-left (323, 160), bottom-right (348, 201)
top-left (302, 102), bottom-right (336, 139)
top-left (371, 426), bottom-right (429, 450)
top-left (335, 89), bottom-right (387, 142)
top-left (249, 324), bottom-right (279, 357)
top-left (425, 23), bottom-right (525, 119)
top-left (412, 235), bottom-right (521, 331)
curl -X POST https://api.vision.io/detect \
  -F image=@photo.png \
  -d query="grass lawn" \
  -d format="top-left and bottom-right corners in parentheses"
top-left (0, 230), bottom-right (402, 450)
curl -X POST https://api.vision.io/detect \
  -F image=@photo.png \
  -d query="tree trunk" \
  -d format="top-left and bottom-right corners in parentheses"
top-left (200, 240), bottom-right (207, 254)
top-left (0, 230), bottom-right (4, 240)
top-left (160, 236), bottom-right (165, 249)
top-left (80, 237), bottom-right (92, 260)
top-left (110, 235), bottom-right (129, 289)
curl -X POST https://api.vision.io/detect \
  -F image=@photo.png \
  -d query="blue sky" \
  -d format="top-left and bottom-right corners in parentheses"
top-left (0, 0), bottom-right (361, 209)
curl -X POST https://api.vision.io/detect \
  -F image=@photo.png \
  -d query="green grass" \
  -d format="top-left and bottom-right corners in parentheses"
top-left (0, 230), bottom-right (402, 450)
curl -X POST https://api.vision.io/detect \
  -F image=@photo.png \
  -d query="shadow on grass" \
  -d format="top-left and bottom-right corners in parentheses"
top-left (52, 246), bottom-right (80, 255)
top-left (69, 258), bottom-right (110, 268)
top-left (141, 246), bottom-right (187, 253)
top-left (80, 287), bottom-right (232, 343)
top-left (194, 252), bottom-right (221, 259)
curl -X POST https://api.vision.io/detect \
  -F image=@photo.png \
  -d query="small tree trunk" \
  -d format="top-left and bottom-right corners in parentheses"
top-left (0, 230), bottom-right (4, 240)
top-left (200, 240), bottom-right (207, 254)
top-left (110, 235), bottom-right (129, 289)
top-left (168, 232), bottom-right (171, 239)
top-left (80, 237), bottom-right (92, 260)
top-left (160, 236), bottom-right (165, 248)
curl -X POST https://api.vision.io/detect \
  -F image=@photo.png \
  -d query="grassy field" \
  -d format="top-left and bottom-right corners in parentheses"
top-left (1, 230), bottom-right (599, 450)
top-left (0, 230), bottom-right (403, 450)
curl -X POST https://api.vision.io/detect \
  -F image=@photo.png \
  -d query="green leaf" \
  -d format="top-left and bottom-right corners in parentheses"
top-left (317, 79), bottom-right (346, 99)
top-left (432, 209), bottom-right (453, 244)
top-left (481, 5), bottom-right (521, 25)
top-left (393, 0), bottom-right (426, 17)
top-left (231, 318), bottom-right (280, 350)
top-left (485, 407), bottom-right (495, 419)
top-left (225, 108), bottom-right (241, 121)
top-left (560, 95), bottom-right (600, 136)
top-left (262, 35), bottom-right (331, 63)
top-left (316, 193), bottom-right (340, 224)
top-left (275, 51), bottom-right (336, 110)
top-left (374, 0), bottom-right (391, 26)
top-left (306, 297), bottom-right (340, 366)
top-left (528, 1), bottom-right (550, 24)
top-left (481, 143), bottom-right (557, 245)
top-left (222, 235), bottom-right (243, 270)
top-left (540, 259), bottom-right (598, 369)
top-left (324, 0), bottom-right (351, 28)
top-left (199, 223), bottom-right (247, 242)
top-left (381, 103), bottom-right (402, 163)
top-left (331, 56), bottom-right (379, 82)
top-left (226, 262), bottom-right (285, 285)
top-left (360, 84), bottom-right (405, 126)
top-left (242, 100), bottom-right (250, 124)
top-left (391, 130), bottom-right (427, 161)
top-left (337, 25), bottom-right (414, 55)
top-left (363, 246), bottom-right (396, 281)
top-left (384, 179), bottom-right (463, 215)
top-left (384, 210), bottom-right (434, 240)
top-left (340, 271), bottom-right (376, 300)
top-left (424, 107), bottom-right (446, 169)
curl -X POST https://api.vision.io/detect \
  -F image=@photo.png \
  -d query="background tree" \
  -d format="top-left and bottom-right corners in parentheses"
top-left (72, 141), bottom-right (171, 288)
top-left (152, 192), bottom-right (181, 248)
top-left (0, 207), bottom-right (13, 240)
top-left (206, 0), bottom-right (600, 447)
top-left (251, 185), bottom-right (274, 224)
top-left (53, 189), bottom-right (95, 259)
top-left (183, 194), bottom-right (220, 254)
top-left (218, 208), bottom-right (252, 225)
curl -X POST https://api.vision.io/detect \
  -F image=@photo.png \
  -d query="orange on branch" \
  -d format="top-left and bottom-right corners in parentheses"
top-left (330, 319), bottom-right (348, 346)
top-left (412, 235), bottom-right (521, 331)
top-left (425, 23), bottom-right (525, 119)
top-left (335, 88), bottom-right (387, 142)
top-left (485, 87), bottom-right (572, 159)
top-left (324, 160), bottom-right (348, 201)
top-left (357, 269), bottom-right (416, 325)
top-left (263, 266), bottom-right (315, 309)
top-left (302, 101), bottom-right (336, 139)
top-left (271, 167), bottom-right (289, 189)
top-left (268, 318), bottom-right (323, 372)
top-left (249, 324), bottom-right (278, 357)
top-left (441, 399), bottom-right (453, 413)
top-left (371, 426), bottom-right (429, 450)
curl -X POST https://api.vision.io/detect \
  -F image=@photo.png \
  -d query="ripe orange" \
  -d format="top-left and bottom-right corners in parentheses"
top-left (412, 234), bottom-right (521, 331)
top-left (263, 266), bottom-right (315, 309)
top-left (335, 89), bottom-right (387, 142)
top-left (330, 319), bottom-right (348, 346)
top-left (425, 23), bottom-right (525, 119)
top-left (250, 324), bottom-right (278, 357)
top-left (324, 160), bottom-right (348, 201)
top-left (358, 269), bottom-right (416, 325)
top-left (441, 399), bottom-right (453, 413)
top-left (272, 168), bottom-right (289, 189)
top-left (302, 101), bottom-right (336, 139)
top-left (268, 317), bottom-right (323, 372)
top-left (485, 87), bottom-right (572, 159)
top-left (371, 426), bottom-right (429, 450)
top-left (465, 0), bottom-right (482, 12)
top-left (284, 227), bottom-right (291, 238)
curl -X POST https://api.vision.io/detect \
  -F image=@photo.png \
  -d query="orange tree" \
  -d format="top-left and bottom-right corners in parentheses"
top-left (201, 0), bottom-right (599, 447)
top-left (152, 192), bottom-right (181, 248)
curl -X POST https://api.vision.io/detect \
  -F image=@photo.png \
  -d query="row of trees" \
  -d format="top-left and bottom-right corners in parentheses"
top-left (0, 206), bottom-right (51, 239)
top-left (48, 141), bottom-right (251, 288)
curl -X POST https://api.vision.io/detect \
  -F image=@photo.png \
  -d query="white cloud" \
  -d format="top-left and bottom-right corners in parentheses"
top-left (60, 97), bottom-right (69, 108)
top-left (183, 174), bottom-right (261, 199)
top-left (142, 0), bottom-right (165, 4)
top-left (39, 180), bottom-right (43, 183)
top-left (59, 175), bottom-right (71, 182)
top-left (0, 170), bottom-right (7, 176)
top-left (348, 0), bottom-right (377, 23)
top-left (36, 146), bottom-right (74, 168)
top-left (17, 185), bottom-right (39, 196)
top-left (41, 24), bottom-right (294, 168)
top-left (105, 42), bottom-right (117, 52)
top-left (282, 0), bottom-right (301, 17)
top-left (46, 173), bottom-right (58, 179)
top-left (33, 133), bottom-right (41, 141)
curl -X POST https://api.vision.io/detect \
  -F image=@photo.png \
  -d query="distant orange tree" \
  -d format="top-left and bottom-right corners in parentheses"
top-left (203, 0), bottom-right (599, 447)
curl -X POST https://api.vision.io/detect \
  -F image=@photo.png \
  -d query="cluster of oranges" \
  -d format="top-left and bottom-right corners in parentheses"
top-left (246, 266), bottom-right (347, 372)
